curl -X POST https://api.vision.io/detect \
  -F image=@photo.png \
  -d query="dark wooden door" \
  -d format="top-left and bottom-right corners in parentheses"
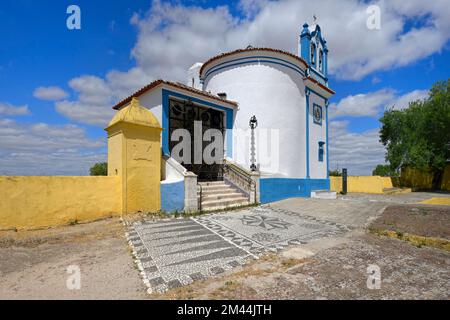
top-left (168, 99), bottom-right (224, 181)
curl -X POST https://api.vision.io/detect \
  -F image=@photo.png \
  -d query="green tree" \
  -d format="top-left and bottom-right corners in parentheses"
top-left (372, 164), bottom-right (395, 176)
top-left (379, 79), bottom-right (450, 188)
top-left (329, 169), bottom-right (342, 176)
top-left (89, 162), bottom-right (107, 176)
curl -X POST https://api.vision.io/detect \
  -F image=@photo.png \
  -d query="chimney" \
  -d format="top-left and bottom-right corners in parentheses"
top-left (217, 92), bottom-right (227, 100)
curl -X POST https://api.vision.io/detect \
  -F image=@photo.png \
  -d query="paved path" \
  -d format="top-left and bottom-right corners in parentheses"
top-left (126, 192), bottom-right (447, 294)
top-left (126, 206), bottom-right (351, 293)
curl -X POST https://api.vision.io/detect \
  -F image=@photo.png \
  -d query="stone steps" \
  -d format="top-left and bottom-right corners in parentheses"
top-left (198, 180), bottom-right (250, 211)
top-left (202, 192), bottom-right (246, 201)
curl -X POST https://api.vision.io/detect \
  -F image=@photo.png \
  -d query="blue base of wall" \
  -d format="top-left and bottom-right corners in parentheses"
top-left (161, 181), bottom-right (184, 212)
top-left (260, 178), bottom-right (330, 203)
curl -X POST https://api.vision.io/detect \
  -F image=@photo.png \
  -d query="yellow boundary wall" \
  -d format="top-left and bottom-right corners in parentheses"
top-left (330, 165), bottom-right (450, 194)
top-left (0, 98), bottom-right (162, 230)
top-left (330, 176), bottom-right (393, 194)
top-left (0, 176), bottom-right (122, 230)
top-left (401, 165), bottom-right (450, 191)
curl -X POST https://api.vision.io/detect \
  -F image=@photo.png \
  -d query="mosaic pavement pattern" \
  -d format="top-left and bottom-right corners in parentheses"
top-left (126, 206), bottom-right (352, 293)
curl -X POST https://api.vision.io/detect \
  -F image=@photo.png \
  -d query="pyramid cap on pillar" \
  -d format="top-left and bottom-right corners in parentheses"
top-left (106, 97), bottom-right (162, 130)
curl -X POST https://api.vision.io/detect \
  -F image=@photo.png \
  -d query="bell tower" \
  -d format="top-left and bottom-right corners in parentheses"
top-left (299, 21), bottom-right (329, 82)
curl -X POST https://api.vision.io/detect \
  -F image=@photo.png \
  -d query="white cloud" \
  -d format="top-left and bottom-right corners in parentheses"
top-left (33, 86), bottom-right (69, 101)
top-left (130, 0), bottom-right (450, 80)
top-left (329, 120), bottom-right (386, 175)
top-left (238, 0), bottom-right (269, 19)
top-left (390, 89), bottom-right (429, 110)
top-left (330, 88), bottom-right (429, 118)
top-left (328, 87), bottom-right (430, 174)
top-left (0, 118), bottom-right (106, 175)
top-left (55, 68), bottom-right (153, 126)
top-left (55, 0), bottom-right (450, 126)
top-left (0, 102), bottom-right (30, 116)
top-left (330, 89), bottom-right (396, 118)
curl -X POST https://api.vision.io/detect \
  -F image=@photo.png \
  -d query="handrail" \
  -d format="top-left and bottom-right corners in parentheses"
top-left (223, 159), bottom-right (257, 203)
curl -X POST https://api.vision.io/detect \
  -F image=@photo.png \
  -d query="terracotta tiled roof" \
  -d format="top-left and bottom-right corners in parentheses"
top-left (303, 76), bottom-right (335, 95)
top-left (199, 47), bottom-right (309, 77)
top-left (112, 79), bottom-right (238, 110)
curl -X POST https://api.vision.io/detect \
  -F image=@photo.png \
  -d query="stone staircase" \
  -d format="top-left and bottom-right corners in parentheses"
top-left (198, 181), bottom-right (250, 211)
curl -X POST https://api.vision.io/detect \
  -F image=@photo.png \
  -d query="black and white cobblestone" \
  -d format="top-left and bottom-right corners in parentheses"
top-left (125, 206), bottom-right (352, 294)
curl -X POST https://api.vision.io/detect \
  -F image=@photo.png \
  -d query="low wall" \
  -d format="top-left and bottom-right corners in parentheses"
top-left (330, 176), bottom-right (393, 194)
top-left (401, 166), bottom-right (450, 191)
top-left (400, 167), bottom-right (434, 190)
top-left (441, 166), bottom-right (450, 191)
top-left (161, 180), bottom-right (185, 213)
top-left (0, 176), bottom-right (122, 230)
top-left (260, 178), bottom-right (330, 203)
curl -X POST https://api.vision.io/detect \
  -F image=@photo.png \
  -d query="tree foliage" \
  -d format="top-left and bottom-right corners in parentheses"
top-left (379, 79), bottom-right (450, 185)
top-left (89, 162), bottom-right (107, 176)
top-left (329, 169), bottom-right (342, 176)
top-left (372, 164), bottom-right (395, 176)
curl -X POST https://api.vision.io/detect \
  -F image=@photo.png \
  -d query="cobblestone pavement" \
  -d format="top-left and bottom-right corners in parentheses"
top-left (127, 206), bottom-right (352, 293)
top-left (126, 192), bottom-right (448, 294)
top-left (269, 192), bottom-right (450, 228)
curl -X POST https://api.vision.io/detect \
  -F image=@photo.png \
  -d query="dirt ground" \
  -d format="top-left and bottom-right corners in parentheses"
top-left (0, 218), bottom-right (146, 299)
top-left (370, 204), bottom-right (450, 239)
top-left (154, 230), bottom-right (450, 300)
top-left (1, 195), bottom-right (449, 300)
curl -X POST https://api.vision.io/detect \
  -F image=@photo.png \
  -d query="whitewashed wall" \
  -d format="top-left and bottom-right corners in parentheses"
top-left (139, 89), bottom-right (163, 125)
top-left (204, 58), bottom-right (308, 179)
top-left (308, 92), bottom-right (328, 179)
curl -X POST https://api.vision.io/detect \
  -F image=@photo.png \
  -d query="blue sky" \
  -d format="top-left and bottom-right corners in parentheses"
top-left (0, 0), bottom-right (449, 175)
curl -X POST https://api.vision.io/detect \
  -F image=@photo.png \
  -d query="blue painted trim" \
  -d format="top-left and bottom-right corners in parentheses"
top-left (309, 67), bottom-right (327, 83)
top-left (162, 89), bottom-right (234, 157)
top-left (161, 181), bottom-right (184, 213)
top-left (204, 55), bottom-right (306, 79)
top-left (300, 25), bottom-right (311, 64)
top-left (203, 57), bottom-right (306, 82)
top-left (162, 91), bottom-right (170, 155)
top-left (305, 89), bottom-right (310, 178)
top-left (305, 86), bottom-right (328, 102)
top-left (260, 178), bottom-right (330, 203)
top-left (310, 24), bottom-right (327, 50)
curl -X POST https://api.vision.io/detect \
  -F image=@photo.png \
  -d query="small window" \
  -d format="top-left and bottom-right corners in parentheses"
top-left (318, 141), bottom-right (325, 162)
top-left (311, 43), bottom-right (316, 65)
top-left (319, 49), bottom-right (323, 72)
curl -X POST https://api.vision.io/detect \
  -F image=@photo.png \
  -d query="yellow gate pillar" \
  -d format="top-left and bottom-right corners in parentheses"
top-left (105, 98), bottom-right (162, 214)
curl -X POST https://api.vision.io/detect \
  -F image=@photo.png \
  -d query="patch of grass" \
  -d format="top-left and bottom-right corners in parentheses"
top-left (281, 258), bottom-right (302, 268)
top-left (368, 227), bottom-right (450, 251)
